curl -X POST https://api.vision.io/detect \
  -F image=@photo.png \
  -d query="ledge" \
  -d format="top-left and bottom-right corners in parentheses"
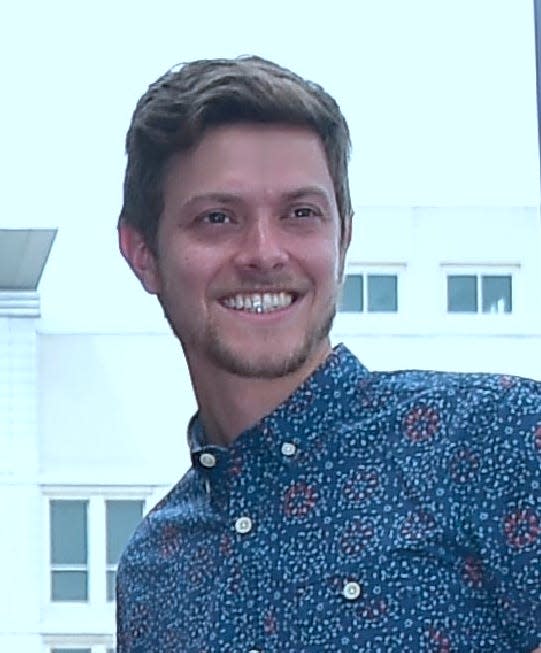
top-left (0, 291), bottom-right (40, 317)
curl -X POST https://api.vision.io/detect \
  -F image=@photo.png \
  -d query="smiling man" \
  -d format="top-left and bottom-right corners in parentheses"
top-left (117, 56), bottom-right (540, 652)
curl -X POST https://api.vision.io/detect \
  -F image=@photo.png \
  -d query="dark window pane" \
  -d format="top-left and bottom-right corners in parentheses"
top-left (51, 570), bottom-right (88, 601)
top-left (107, 569), bottom-right (116, 602)
top-left (50, 501), bottom-right (87, 564)
top-left (448, 275), bottom-right (478, 312)
top-left (367, 275), bottom-right (397, 312)
top-left (482, 275), bottom-right (512, 313)
top-left (339, 274), bottom-right (363, 311)
top-left (106, 500), bottom-right (144, 564)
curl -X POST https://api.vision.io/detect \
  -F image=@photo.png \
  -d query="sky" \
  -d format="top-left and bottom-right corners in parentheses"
top-left (1, 0), bottom-right (539, 331)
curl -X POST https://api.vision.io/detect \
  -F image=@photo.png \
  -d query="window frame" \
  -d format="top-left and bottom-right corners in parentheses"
top-left (42, 486), bottom-right (156, 609)
top-left (43, 637), bottom-right (115, 653)
top-left (105, 499), bottom-right (145, 602)
top-left (339, 264), bottom-right (404, 314)
top-left (443, 265), bottom-right (518, 316)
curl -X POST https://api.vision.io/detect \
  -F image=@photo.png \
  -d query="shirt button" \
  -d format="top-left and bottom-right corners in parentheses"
top-left (342, 581), bottom-right (362, 601)
top-left (234, 516), bottom-right (253, 534)
top-left (281, 441), bottom-right (297, 456)
top-left (199, 452), bottom-right (217, 468)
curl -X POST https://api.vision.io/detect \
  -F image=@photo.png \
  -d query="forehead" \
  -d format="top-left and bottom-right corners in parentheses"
top-left (163, 124), bottom-right (335, 204)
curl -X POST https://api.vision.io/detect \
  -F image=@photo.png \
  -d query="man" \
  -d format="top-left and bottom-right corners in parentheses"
top-left (117, 56), bottom-right (541, 652)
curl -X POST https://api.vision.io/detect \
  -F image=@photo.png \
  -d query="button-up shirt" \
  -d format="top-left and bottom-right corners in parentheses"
top-left (116, 344), bottom-right (541, 652)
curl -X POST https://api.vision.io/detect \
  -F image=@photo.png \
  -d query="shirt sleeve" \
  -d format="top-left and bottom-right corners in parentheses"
top-left (472, 378), bottom-right (541, 651)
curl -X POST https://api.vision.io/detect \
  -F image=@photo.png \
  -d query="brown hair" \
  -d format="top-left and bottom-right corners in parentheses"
top-left (119, 55), bottom-right (352, 254)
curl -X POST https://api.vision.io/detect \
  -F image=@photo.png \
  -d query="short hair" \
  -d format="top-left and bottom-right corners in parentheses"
top-left (119, 55), bottom-right (352, 253)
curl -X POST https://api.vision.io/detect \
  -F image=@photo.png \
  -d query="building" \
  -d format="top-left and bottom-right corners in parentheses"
top-left (1, 205), bottom-right (540, 651)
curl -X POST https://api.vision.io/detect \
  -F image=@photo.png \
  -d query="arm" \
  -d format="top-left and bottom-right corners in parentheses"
top-left (471, 379), bottom-right (541, 651)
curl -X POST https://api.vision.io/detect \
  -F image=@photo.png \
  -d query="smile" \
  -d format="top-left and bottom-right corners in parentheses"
top-left (221, 292), bottom-right (295, 313)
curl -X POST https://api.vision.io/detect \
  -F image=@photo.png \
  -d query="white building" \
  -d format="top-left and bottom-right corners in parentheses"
top-left (1, 205), bottom-right (541, 652)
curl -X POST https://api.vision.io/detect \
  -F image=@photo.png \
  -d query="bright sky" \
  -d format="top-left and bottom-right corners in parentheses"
top-left (1, 0), bottom-right (539, 331)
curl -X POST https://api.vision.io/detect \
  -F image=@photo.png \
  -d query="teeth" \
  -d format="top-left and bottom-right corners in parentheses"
top-left (222, 292), bottom-right (294, 313)
top-left (262, 293), bottom-right (273, 311)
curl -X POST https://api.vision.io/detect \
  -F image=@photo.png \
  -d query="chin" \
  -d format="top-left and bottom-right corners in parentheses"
top-left (206, 325), bottom-right (333, 380)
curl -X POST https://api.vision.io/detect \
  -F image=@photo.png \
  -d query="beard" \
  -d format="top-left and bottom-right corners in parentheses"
top-left (159, 294), bottom-right (337, 380)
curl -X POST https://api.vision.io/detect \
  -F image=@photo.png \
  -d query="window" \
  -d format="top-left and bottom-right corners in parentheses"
top-left (106, 500), bottom-right (144, 601)
top-left (447, 274), bottom-right (512, 313)
top-left (339, 273), bottom-right (398, 312)
top-left (48, 495), bottom-right (145, 604)
top-left (51, 649), bottom-right (91, 653)
top-left (50, 500), bottom-right (88, 601)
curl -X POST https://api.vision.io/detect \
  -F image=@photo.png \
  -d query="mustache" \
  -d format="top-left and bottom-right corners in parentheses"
top-left (213, 278), bottom-right (310, 296)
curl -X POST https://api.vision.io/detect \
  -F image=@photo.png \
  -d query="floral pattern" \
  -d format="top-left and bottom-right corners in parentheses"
top-left (117, 345), bottom-right (541, 652)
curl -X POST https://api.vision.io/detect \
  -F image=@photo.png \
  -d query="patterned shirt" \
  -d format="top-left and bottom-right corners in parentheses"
top-left (116, 344), bottom-right (541, 652)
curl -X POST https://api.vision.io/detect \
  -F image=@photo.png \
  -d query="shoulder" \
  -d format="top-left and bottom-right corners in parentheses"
top-left (351, 367), bottom-right (541, 469)
top-left (117, 468), bottom-right (201, 572)
top-left (366, 366), bottom-right (541, 425)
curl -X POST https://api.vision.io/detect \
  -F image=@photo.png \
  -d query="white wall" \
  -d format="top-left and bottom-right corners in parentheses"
top-left (0, 317), bottom-right (42, 653)
top-left (38, 333), bottom-right (196, 486)
top-left (1, 205), bottom-right (540, 652)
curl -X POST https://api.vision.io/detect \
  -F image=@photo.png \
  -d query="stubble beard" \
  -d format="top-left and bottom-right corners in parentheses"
top-left (159, 295), bottom-right (337, 380)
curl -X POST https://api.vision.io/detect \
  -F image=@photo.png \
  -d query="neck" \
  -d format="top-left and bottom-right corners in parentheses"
top-left (187, 342), bottom-right (332, 446)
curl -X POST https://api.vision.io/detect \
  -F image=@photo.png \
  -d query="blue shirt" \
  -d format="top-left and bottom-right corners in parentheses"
top-left (116, 344), bottom-right (541, 652)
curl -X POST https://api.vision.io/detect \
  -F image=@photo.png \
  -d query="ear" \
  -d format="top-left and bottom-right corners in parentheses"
top-left (118, 222), bottom-right (161, 294)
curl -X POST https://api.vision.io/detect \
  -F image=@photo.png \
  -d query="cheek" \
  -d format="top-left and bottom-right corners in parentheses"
top-left (305, 246), bottom-right (341, 291)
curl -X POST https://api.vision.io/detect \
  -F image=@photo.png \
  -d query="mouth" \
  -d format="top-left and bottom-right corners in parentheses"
top-left (220, 291), bottom-right (298, 314)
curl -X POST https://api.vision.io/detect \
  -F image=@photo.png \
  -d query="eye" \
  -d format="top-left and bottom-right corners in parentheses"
top-left (290, 206), bottom-right (320, 219)
top-left (202, 211), bottom-right (231, 224)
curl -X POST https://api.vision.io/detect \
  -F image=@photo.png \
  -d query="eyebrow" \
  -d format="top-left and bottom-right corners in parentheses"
top-left (180, 186), bottom-right (333, 211)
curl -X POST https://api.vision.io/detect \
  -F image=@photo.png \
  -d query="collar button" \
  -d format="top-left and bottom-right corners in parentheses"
top-left (199, 452), bottom-right (217, 468)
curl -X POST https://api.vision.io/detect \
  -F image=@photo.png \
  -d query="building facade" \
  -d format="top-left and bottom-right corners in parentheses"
top-left (2, 206), bottom-right (541, 651)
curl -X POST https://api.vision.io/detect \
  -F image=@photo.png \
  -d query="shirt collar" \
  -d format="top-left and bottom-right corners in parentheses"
top-left (187, 343), bottom-right (369, 455)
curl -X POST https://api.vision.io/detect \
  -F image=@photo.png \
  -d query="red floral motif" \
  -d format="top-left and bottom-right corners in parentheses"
top-left (428, 628), bottom-right (451, 653)
top-left (219, 533), bottom-right (233, 557)
top-left (449, 447), bottom-right (481, 484)
top-left (229, 455), bottom-right (243, 476)
top-left (534, 424), bottom-right (541, 452)
top-left (264, 609), bottom-right (278, 634)
top-left (283, 482), bottom-right (318, 518)
top-left (461, 555), bottom-right (484, 587)
top-left (400, 509), bottom-right (436, 542)
top-left (160, 524), bottom-right (183, 558)
top-left (499, 375), bottom-right (516, 388)
top-left (403, 406), bottom-right (440, 442)
top-left (503, 507), bottom-right (540, 548)
top-left (342, 469), bottom-right (379, 503)
top-left (340, 518), bottom-right (375, 555)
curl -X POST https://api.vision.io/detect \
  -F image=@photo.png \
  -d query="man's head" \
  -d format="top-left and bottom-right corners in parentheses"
top-left (119, 56), bottom-right (353, 380)
top-left (119, 55), bottom-right (352, 257)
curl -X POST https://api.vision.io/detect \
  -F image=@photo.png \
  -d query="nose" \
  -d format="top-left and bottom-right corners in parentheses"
top-left (233, 215), bottom-right (289, 273)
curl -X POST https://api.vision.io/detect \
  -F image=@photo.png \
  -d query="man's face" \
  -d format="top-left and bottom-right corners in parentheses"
top-left (131, 124), bottom-right (345, 379)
